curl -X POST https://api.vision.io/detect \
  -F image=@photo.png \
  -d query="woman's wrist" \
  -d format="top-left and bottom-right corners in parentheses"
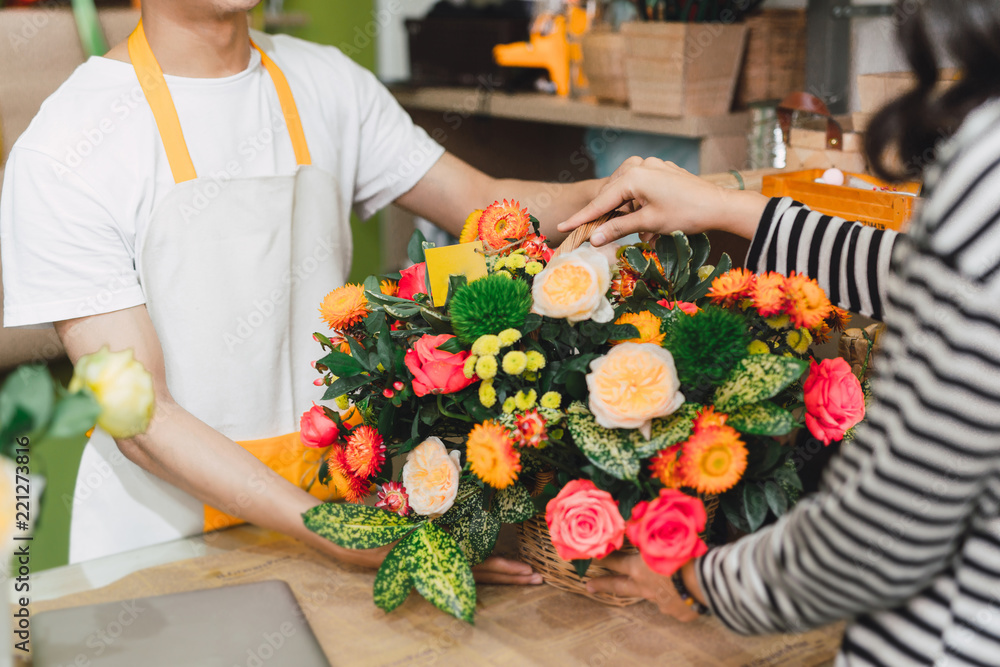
top-left (717, 189), bottom-right (769, 240)
top-left (681, 558), bottom-right (708, 608)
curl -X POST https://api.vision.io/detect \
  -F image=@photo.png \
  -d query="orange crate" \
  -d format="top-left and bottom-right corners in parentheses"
top-left (761, 169), bottom-right (922, 231)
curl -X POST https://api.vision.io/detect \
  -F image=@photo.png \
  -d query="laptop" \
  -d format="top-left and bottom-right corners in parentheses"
top-left (32, 580), bottom-right (331, 667)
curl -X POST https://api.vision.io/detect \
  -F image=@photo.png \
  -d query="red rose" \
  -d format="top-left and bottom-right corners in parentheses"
top-left (299, 403), bottom-right (339, 448)
top-left (397, 262), bottom-right (428, 301)
top-left (626, 489), bottom-right (708, 576)
top-left (545, 479), bottom-right (625, 561)
top-left (803, 357), bottom-right (865, 445)
top-left (404, 334), bottom-right (476, 397)
top-left (657, 299), bottom-right (699, 316)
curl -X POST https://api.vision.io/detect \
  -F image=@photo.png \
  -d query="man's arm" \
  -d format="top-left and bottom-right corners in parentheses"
top-left (394, 152), bottom-right (604, 241)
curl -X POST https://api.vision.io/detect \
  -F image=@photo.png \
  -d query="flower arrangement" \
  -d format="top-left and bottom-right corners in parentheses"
top-left (301, 200), bottom-right (865, 622)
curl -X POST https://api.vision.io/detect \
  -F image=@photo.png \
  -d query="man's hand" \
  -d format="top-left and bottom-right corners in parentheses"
top-left (585, 553), bottom-right (700, 621)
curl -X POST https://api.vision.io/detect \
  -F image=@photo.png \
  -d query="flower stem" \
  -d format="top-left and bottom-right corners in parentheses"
top-left (437, 394), bottom-right (472, 422)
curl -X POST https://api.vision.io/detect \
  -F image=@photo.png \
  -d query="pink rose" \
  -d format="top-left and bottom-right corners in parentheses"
top-left (299, 403), bottom-right (339, 448)
top-left (398, 262), bottom-right (428, 301)
top-left (626, 489), bottom-right (708, 576)
top-left (545, 479), bottom-right (625, 561)
top-left (804, 357), bottom-right (865, 445)
top-left (657, 299), bottom-right (699, 316)
top-left (404, 334), bottom-right (476, 397)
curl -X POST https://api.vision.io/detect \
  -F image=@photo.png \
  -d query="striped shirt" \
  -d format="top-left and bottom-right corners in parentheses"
top-left (697, 98), bottom-right (1000, 667)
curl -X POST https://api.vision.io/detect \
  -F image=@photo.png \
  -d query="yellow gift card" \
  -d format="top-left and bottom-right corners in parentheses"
top-left (424, 241), bottom-right (489, 307)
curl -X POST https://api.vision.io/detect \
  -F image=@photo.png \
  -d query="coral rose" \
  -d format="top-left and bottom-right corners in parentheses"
top-left (404, 334), bottom-right (477, 397)
top-left (532, 247), bottom-right (614, 323)
top-left (398, 262), bottom-right (429, 301)
top-left (299, 403), bottom-right (339, 448)
top-left (626, 489), bottom-right (708, 576)
top-left (586, 343), bottom-right (685, 439)
top-left (401, 437), bottom-right (463, 516)
top-left (803, 358), bottom-right (865, 445)
top-left (545, 480), bottom-right (625, 561)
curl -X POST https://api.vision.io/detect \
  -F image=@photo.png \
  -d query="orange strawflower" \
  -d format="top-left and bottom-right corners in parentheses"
top-left (642, 250), bottom-right (666, 279)
top-left (812, 321), bottom-right (833, 345)
top-left (708, 268), bottom-right (756, 307)
top-left (466, 420), bottom-right (521, 489)
top-left (692, 406), bottom-right (728, 431)
top-left (649, 444), bottom-right (684, 488)
top-left (380, 279), bottom-right (398, 297)
top-left (327, 446), bottom-right (371, 503)
top-left (477, 200), bottom-right (531, 250)
top-left (319, 284), bottom-right (370, 329)
top-left (612, 269), bottom-right (638, 299)
top-left (611, 311), bottom-right (665, 346)
top-left (344, 425), bottom-right (386, 479)
top-left (327, 331), bottom-right (353, 355)
top-left (678, 424), bottom-right (748, 495)
top-left (752, 272), bottom-right (787, 317)
top-left (829, 306), bottom-right (851, 331)
top-left (460, 209), bottom-right (483, 244)
top-left (784, 272), bottom-right (833, 330)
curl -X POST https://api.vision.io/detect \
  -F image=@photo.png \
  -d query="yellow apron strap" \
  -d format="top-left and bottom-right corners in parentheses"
top-left (128, 20), bottom-right (311, 185)
top-left (128, 21), bottom-right (197, 184)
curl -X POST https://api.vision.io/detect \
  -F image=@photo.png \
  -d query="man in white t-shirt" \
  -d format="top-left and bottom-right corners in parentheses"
top-left (0, 0), bottom-right (602, 573)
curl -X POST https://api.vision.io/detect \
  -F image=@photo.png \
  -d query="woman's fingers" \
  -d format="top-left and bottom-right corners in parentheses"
top-left (558, 171), bottom-right (642, 234)
top-left (472, 556), bottom-right (543, 585)
top-left (586, 574), bottom-right (641, 599)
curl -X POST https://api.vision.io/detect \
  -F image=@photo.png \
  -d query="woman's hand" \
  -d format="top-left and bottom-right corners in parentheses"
top-left (585, 553), bottom-right (700, 621)
top-left (557, 157), bottom-right (768, 247)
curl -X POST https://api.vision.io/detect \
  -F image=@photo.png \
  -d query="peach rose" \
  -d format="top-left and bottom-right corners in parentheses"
top-left (531, 247), bottom-right (614, 323)
top-left (401, 437), bottom-right (463, 517)
top-left (804, 357), bottom-right (865, 445)
top-left (626, 489), bottom-right (708, 576)
top-left (546, 479), bottom-right (625, 561)
top-left (587, 343), bottom-right (685, 439)
top-left (404, 333), bottom-right (477, 397)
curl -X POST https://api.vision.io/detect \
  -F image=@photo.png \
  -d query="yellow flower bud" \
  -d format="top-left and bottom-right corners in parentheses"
top-left (697, 265), bottom-right (715, 281)
top-left (540, 391), bottom-right (562, 409)
top-left (525, 350), bottom-right (546, 372)
top-left (747, 340), bottom-right (770, 355)
top-left (515, 389), bottom-right (537, 411)
top-left (463, 355), bottom-right (479, 379)
top-left (68, 347), bottom-right (154, 439)
top-left (496, 271), bottom-right (513, 279)
top-left (475, 355), bottom-right (498, 380)
top-left (502, 351), bottom-right (528, 375)
top-left (502, 397), bottom-right (516, 414)
top-left (786, 329), bottom-right (813, 355)
top-left (493, 257), bottom-right (507, 271)
top-left (335, 394), bottom-right (351, 411)
top-left (479, 379), bottom-right (497, 408)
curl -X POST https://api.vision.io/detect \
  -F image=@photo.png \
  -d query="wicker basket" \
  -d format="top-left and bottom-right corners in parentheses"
top-left (622, 22), bottom-right (748, 117)
top-left (733, 9), bottom-right (807, 109)
top-left (581, 30), bottom-right (628, 104)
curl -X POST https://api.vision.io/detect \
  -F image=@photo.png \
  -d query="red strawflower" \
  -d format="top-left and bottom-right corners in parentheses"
top-left (375, 482), bottom-right (411, 516)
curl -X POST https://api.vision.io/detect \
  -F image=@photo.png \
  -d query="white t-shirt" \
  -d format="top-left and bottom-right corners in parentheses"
top-left (0, 31), bottom-right (444, 328)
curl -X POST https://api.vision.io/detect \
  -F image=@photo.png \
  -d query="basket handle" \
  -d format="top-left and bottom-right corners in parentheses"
top-left (553, 209), bottom-right (626, 258)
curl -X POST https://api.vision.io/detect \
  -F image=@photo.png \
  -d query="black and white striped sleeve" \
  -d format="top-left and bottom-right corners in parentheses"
top-left (745, 197), bottom-right (899, 321)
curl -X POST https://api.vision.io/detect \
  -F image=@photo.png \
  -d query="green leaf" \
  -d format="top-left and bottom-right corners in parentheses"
top-left (321, 374), bottom-right (373, 400)
top-left (446, 274), bottom-right (468, 306)
top-left (384, 302), bottom-right (422, 319)
top-left (654, 234), bottom-right (678, 280)
top-left (566, 402), bottom-right (639, 480)
top-left (0, 365), bottom-right (56, 440)
top-left (436, 337), bottom-right (464, 354)
top-left (774, 460), bottom-right (803, 491)
top-left (671, 232), bottom-right (692, 290)
top-left (743, 483), bottom-right (768, 532)
top-left (437, 479), bottom-right (484, 525)
top-left (364, 309), bottom-right (387, 335)
top-left (407, 229), bottom-right (427, 265)
top-left (628, 403), bottom-right (701, 457)
top-left (623, 247), bottom-right (649, 275)
top-left (399, 523), bottom-right (477, 623)
top-left (345, 335), bottom-right (370, 372)
top-left (303, 503), bottom-right (415, 549)
top-left (44, 392), bottom-right (101, 441)
top-left (713, 355), bottom-right (808, 412)
top-left (450, 508), bottom-right (501, 566)
top-left (681, 253), bottom-right (732, 302)
top-left (317, 350), bottom-right (364, 377)
top-left (364, 274), bottom-right (382, 296)
top-left (572, 559), bottom-right (592, 578)
top-left (764, 481), bottom-right (789, 517)
top-left (688, 233), bottom-right (711, 272)
top-left (420, 307), bottom-right (453, 335)
top-left (373, 544), bottom-right (413, 613)
top-left (721, 491), bottom-right (750, 534)
top-left (726, 401), bottom-right (797, 436)
top-left (377, 402), bottom-right (396, 439)
top-left (377, 323), bottom-right (395, 373)
top-left (491, 483), bottom-right (535, 523)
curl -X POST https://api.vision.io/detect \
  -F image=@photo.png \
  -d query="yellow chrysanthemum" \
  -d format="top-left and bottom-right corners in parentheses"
top-left (765, 314), bottom-right (791, 329)
top-left (493, 257), bottom-right (507, 271)
top-left (514, 389), bottom-right (537, 411)
top-left (466, 421), bottom-right (521, 489)
top-left (747, 340), bottom-right (770, 355)
top-left (319, 284), bottom-right (370, 329)
top-left (479, 379), bottom-right (497, 408)
top-left (498, 329), bottom-right (522, 347)
top-left (784, 272), bottom-right (833, 330)
top-left (707, 268), bottom-right (756, 307)
top-left (460, 209), bottom-right (483, 244)
top-left (478, 199), bottom-right (532, 250)
top-left (334, 394), bottom-right (351, 411)
top-left (472, 335), bottom-right (502, 357)
top-left (507, 253), bottom-right (527, 270)
top-left (649, 444), bottom-right (683, 488)
top-left (496, 271), bottom-right (513, 279)
top-left (525, 350), bottom-right (546, 372)
top-left (540, 391), bottom-right (562, 409)
top-left (463, 355), bottom-right (479, 379)
top-left (611, 311), bottom-right (665, 346)
top-left (697, 265), bottom-right (716, 281)
top-left (525, 261), bottom-right (543, 276)
top-left (380, 279), bottom-right (398, 297)
top-left (679, 425), bottom-right (748, 495)
top-left (475, 355), bottom-right (498, 380)
top-left (502, 351), bottom-right (528, 375)
top-left (752, 272), bottom-right (787, 318)
top-left (786, 328), bottom-right (813, 354)
top-left (502, 397), bottom-right (516, 414)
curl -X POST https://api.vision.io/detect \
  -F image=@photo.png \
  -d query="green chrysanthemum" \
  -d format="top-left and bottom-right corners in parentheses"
top-left (449, 274), bottom-right (532, 344)
top-left (665, 306), bottom-right (750, 400)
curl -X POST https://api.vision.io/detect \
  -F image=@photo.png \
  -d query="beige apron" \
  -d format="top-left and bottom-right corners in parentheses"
top-left (69, 21), bottom-right (351, 563)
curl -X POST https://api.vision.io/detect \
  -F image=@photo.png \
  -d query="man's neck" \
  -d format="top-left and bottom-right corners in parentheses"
top-left (139, 5), bottom-right (252, 78)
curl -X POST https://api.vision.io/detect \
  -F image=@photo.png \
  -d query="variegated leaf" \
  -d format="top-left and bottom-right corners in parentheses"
top-left (629, 403), bottom-right (701, 457)
top-left (491, 483), bottom-right (536, 523)
top-left (450, 509), bottom-right (501, 566)
top-left (566, 402), bottom-right (639, 480)
top-left (714, 355), bottom-right (808, 411)
top-left (303, 503), bottom-right (415, 549)
top-left (400, 523), bottom-right (477, 623)
top-left (726, 401), bottom-right (798, 436)
top-left (373, 543), bottom-right (413, 612)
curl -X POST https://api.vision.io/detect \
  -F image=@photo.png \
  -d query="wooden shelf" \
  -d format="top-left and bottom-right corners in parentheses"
top-left (390, 86), bottom-right (750, 138)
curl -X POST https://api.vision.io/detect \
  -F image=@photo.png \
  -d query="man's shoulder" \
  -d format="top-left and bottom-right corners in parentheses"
top-left (253, 31), bottom-right (372, 88)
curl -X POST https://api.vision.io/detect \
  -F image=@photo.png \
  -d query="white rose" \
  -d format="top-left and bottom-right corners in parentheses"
top-left (531, 247), bottom-right (614, 323)
top-left (401, 437), bottom-right (463, 517)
